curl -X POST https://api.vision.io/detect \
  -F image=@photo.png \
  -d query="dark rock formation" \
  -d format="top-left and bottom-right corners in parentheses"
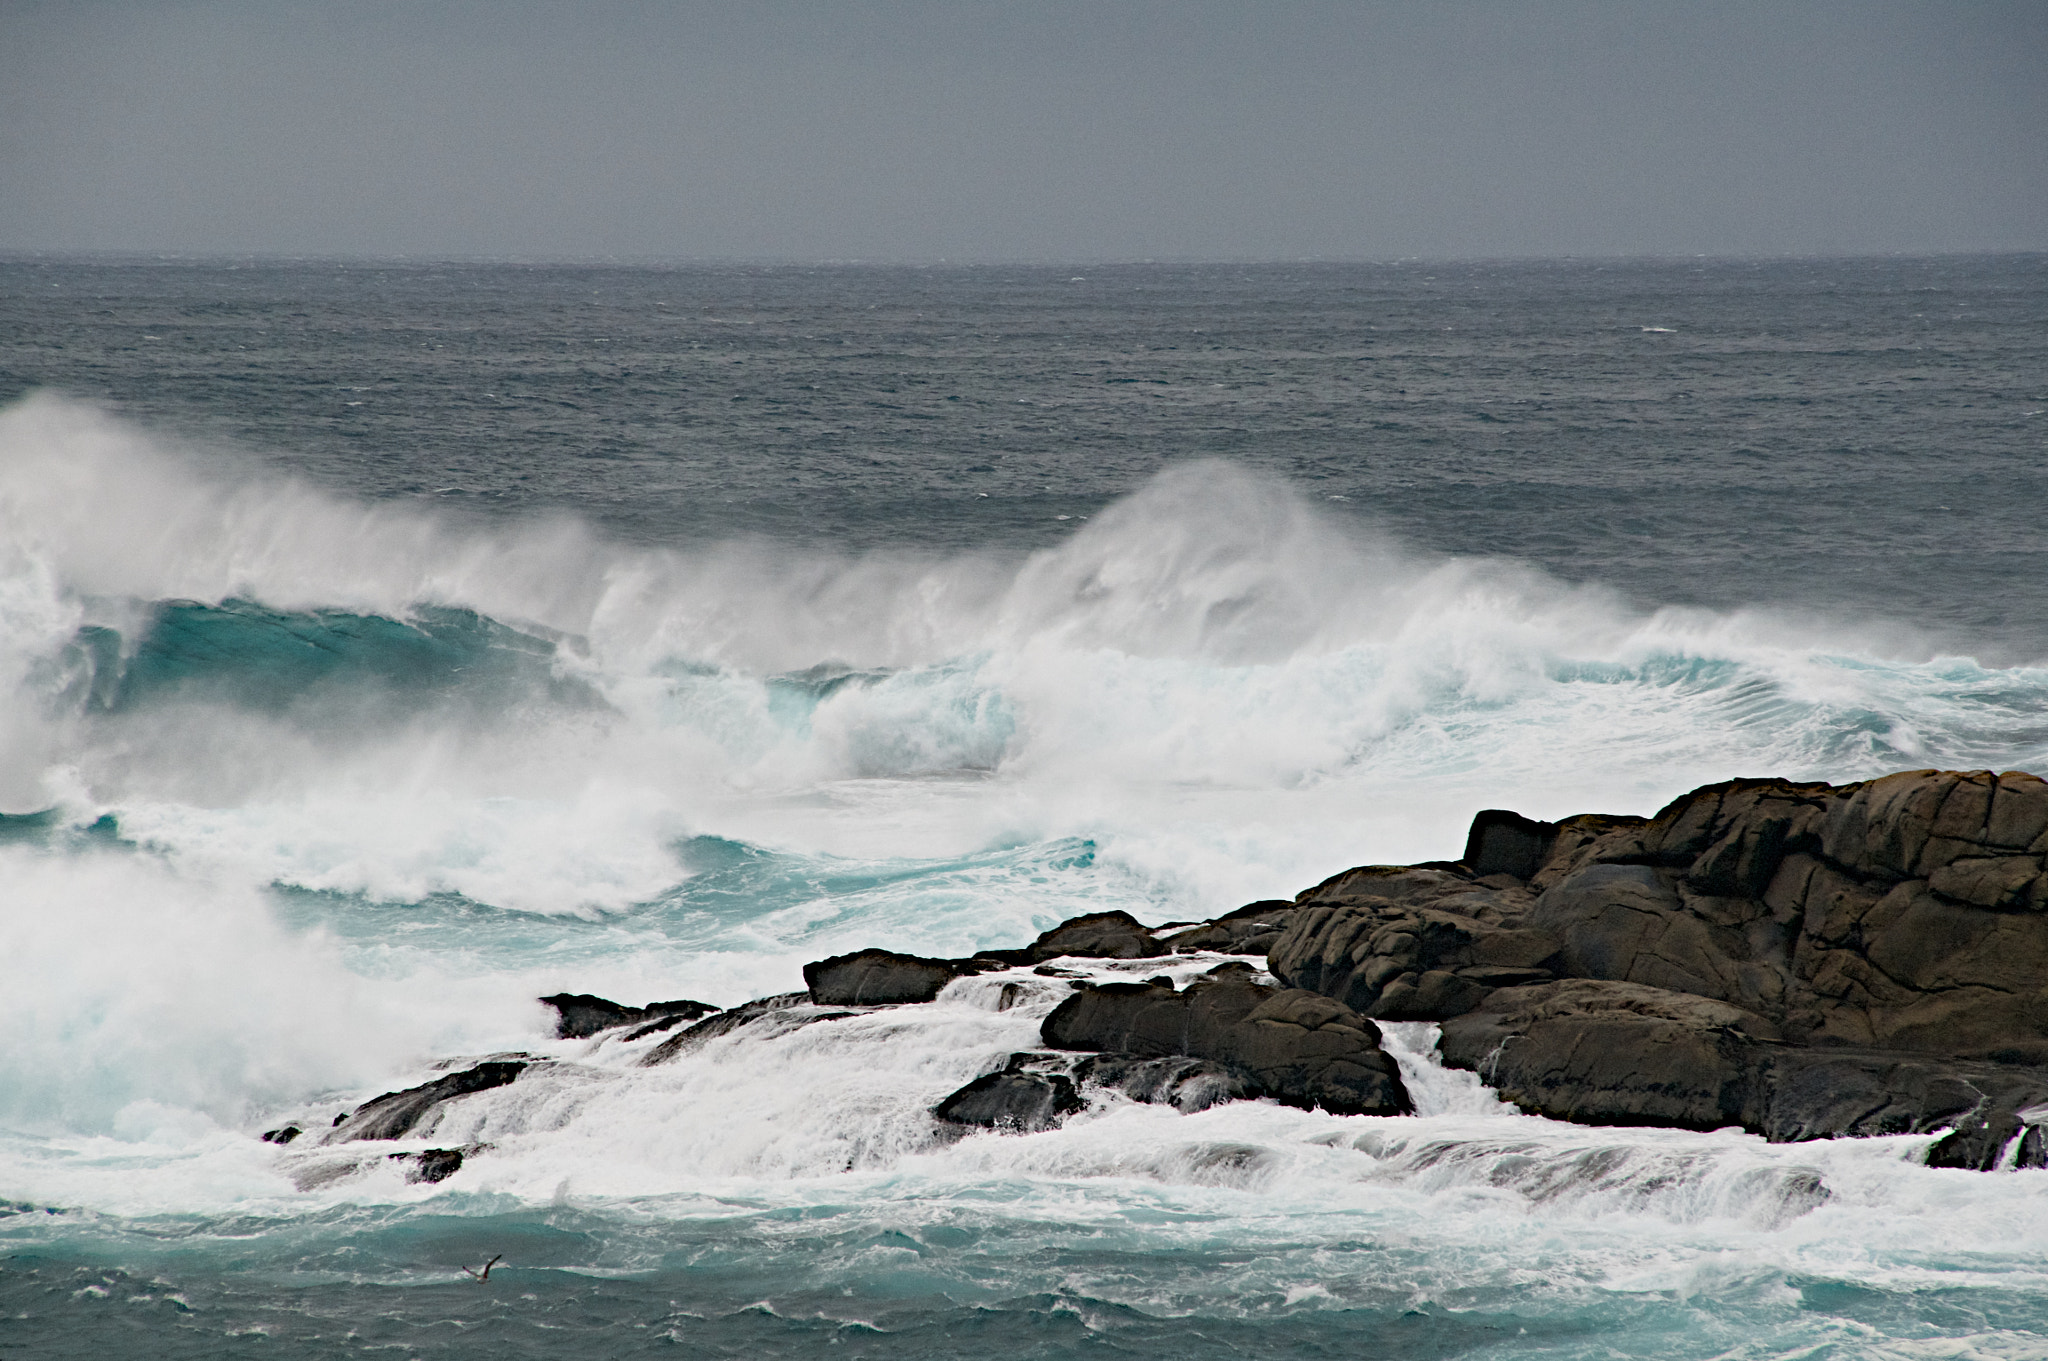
top-left (1029, 910), bottom-right (1162, 961)
top-left (1072, 1054), bottom-right (1255, 1112)
top-left (796, 910), bottom-right (1171, 1009)
top-left (541, 992), bottom-right (720, 1040)
top-left (1463, 809), bottom-right (1560, 880)
top-left (1271, 769), bottom-right (2048, 1165)
top-left (803, 949), bottom-right (991, 1005)
top-left (391, 1147), bottom-right (470, 1183)
top-left (1041, 975), bottom-right (1411, 1117)
top-left (514, 768), bottom-right (2048, 1172)
top-left (642, 993), bottom-right (854, 1065)
top-left (1267, 869), bottom-right (1557, 1021)
top-left (1159, 900), bottom-right (1296, 956)
top-left (934, 1065), bottom-right (1085, 1133)
top-left (1436, 980), bottom-right (2048, 1168)
top-left (1438, 979), bottom-right (1781, 1130)
top-left (335, 1060), bottom-right (530, 1141)
top-left (260, 1125), bottom-right (301, 1145)
top-left (1759, 1050), bottom-right (2048, 1169)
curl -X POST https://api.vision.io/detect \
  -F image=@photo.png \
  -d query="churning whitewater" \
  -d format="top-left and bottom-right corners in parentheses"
top-left (3, 252), bottom-right (2048, 1359)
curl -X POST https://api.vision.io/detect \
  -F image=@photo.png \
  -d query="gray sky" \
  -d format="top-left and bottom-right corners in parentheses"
top-left (2, 0), bottom-right (2043, 260)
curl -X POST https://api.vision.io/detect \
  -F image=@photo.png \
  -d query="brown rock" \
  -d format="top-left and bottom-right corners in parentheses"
top-left (1029, 910), bottom-right (1162, 961)
top-left (803, 949), bottom-right (989, 1005)
top-left (1040, 976), bottom-right (1410, 1116)
top-left (1437, 979), bottom-right (1779, 1130)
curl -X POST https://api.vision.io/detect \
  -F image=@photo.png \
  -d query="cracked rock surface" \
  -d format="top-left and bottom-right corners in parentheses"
top-left (1266, 769), bottom-right (2048, 1165)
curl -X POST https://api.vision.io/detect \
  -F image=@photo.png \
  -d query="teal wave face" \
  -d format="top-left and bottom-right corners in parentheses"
top-left (52, 599), bottom-right (600, 716)
top-left (266, 835), bottom-right (1114, 991)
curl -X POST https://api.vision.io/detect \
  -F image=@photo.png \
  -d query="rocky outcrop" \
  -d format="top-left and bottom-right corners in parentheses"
top-left (1028, 910), bottom-right (1162, 961)
top-left (1071, 1053), bottom-right (1255, 1112)
top-left (541, 993), bottom-right (720, 1039)
top-left (934, 1062), bottom-right (1085, 1133)
top-left (1159, 900), bottom-right (1297, 956)
top-left (391, 1146), bottom-right (471, 1184)
top-left (802, 914), bottom-right (1167, 1008)
top-left (804, 950), bottom-right (991, 1005)
top-left (484, 770), bottom-right (2047, 1174)
top-left (1462, 809), bottom-right (1560, 880)
top-left (1438, 979), bottom-right (1781, 1130)
top-left (1041, 974), bottom-right (1411, 1117)
top-left (1759, 1049), bottom-right (2048, 1168)
top-left (331, 1059), bottom-right (530, 1141)
top-left (1265, 864), bottom-right (1556, 1021)
top-left (643, 993), bottom-right (853, 1065)
top-left (1269, 769), bottom-right (2048, 1165)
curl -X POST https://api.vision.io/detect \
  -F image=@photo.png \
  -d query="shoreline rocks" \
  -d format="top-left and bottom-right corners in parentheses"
top-left (1270, 768), bottom-right (2048, 1166)
top-left (541, 993), bottom-right (721, 1040)
top-left (804, 767), bottom-right (2048, 1166)
top-left (333, 1058), bottom-right (531, 1142)
top-left (288, 766), bottom-right (2048, 1183)
top-left (1040, 973), bottom-right (1412, 1117)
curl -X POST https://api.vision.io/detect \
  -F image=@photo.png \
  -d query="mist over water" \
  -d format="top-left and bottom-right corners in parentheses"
top-left (3, 258), bottom-right (2047, 1358)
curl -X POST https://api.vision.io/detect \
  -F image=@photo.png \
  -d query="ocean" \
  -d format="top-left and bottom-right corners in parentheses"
top-left (2, 254), bottom-right (2046, 1359)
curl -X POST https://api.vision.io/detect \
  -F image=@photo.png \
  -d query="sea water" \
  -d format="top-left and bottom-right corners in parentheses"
top-left (1, 255), bottom-right (2046, 1358)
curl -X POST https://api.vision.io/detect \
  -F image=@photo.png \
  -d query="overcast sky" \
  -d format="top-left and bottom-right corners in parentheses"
top-left (1, 0), bottom-right (2042, 261)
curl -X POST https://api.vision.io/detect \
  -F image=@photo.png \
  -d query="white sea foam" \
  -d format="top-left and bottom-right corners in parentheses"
top-left (4, 389), bottom-right (2048, 1281)
top-left (179, 961), bottom-right (2039, 1314)
top-left (5, 392), bottom-right (2035, 919)
top-left (0, 844), bottom-right (537, 1139)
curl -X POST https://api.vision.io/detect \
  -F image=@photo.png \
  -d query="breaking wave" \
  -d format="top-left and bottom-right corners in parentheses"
top-left (6, 392), bottom-right (2048, 1356)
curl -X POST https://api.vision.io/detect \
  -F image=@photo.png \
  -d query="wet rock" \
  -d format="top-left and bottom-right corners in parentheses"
top-left (933, 1070), bottom-right (1084, 1133)
top-left (541, 992), bottom-right (721, 1040)
top-left (1266, 899), bottom-right (1559, 1020)
top-left (1294, 863), bottom-right (1533, 924)
top-left (336, 1060), bottom-right (531, 1142)
top-left (391, 1147), bottom-right (469, 1184)
top-left (1041, 976), bottom-right (1410, 1116)
top-left (1461, 809), bottom-right (1560, 880)
top-left (1756, 1049), bottom-right (2048, 1167)
top-left (1072, 1054), bottom-right (1255, 1112)
top-left (290, 1145), bottom-right (481, 1190)
top-left (260, 1125), bottom-right (301, 1145)
top-left (642, 993), bottom-right (854, 1065)
top-left (803, 949), bottom-right (990, 1005)
top-left (1276, 770), bottom-right (2048, 1160)
top-left (1527, 862), bottom-right (1792, 1019)
top-left (1437, 979), bottom-right (1779, 1131)
top-left (1030, 911), bottom-right (1162, 961)
top-left (1159, 900), bottom-right (1298, 956)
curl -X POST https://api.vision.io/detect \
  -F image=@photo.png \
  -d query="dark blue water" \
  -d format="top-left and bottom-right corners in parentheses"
top-left (5, 255), bottom-right (2045, 652)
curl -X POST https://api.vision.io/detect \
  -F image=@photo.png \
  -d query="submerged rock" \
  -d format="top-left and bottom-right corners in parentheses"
top-left (335, 1059), bottom-right (530, 1141)
top-left (541, 992), bottom-right (721, 1039)
top-left (391, 1147), bottom-right (470, 1184)
top-left (803, 949), bottom-right (989, 1005)
top-left (1072, 1054), bottom-right (1255, 1112)
top-left (933, 1067), bottom-right (1085, 1133)
top-left (642, 993), bottom-right (855, 1065)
